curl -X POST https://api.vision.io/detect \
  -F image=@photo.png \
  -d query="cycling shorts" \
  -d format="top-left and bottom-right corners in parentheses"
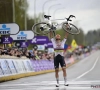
top-left (54, 54), bottom-right (66, 69)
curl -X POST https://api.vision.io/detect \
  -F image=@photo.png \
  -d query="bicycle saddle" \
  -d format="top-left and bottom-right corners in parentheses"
top-left (44, 15), bottom-right (51, 20)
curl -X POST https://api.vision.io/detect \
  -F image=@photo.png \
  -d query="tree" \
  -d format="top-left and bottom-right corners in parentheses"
top-left (15, 0), bottom-right (28, 30)
top-left (0, 0), bottom-right (29, 30)
top-left (0, 0), bottom-right (13, 23)
top-left (85, 29), bottom-right (100, 46)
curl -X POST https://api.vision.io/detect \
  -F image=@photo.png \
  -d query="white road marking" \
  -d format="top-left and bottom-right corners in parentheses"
top-left (72, 56), bottom-right (99, 81)
top-left (35, 86), bottom-right (91, 90)
top-left (0, 81), bottom-right (100, 86)
top-left (0, 81), bottom-right (100, 90)
top-left (0, 87), bottom-right (91, 90)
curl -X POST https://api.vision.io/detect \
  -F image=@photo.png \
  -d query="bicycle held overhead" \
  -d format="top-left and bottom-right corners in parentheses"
top-left (32, 15), bottom-right (80, 35)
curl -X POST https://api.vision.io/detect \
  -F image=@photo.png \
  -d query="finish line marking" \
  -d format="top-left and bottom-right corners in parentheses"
top-left (0, 81), bottom-right (100, 86)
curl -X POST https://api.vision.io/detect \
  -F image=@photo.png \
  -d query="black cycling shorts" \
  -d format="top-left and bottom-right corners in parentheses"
top-left (54, 54), bottom-right (66, 69)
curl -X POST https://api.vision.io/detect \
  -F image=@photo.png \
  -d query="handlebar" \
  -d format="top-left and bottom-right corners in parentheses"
top-left (65, 15), bottom-right (76, 21)
top-left (44, 14), bottom-right (76, 21)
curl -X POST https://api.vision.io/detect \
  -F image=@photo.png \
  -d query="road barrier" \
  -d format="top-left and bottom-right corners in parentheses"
top-left (0, 53), bottom-right (90, 82)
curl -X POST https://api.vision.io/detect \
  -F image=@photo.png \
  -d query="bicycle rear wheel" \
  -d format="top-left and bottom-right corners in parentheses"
top-left (62, 22), bottom-right (80, 35)
top-left (32, 22), bottom-right (50, 35)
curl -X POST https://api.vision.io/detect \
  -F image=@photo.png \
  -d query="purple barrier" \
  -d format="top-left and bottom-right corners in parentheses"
top-left (30, 58), bottom-right (75, 72)
top-left (30, 57), bottom-right (79, 72)
top-left (30, 60), bottom-right (54, 72)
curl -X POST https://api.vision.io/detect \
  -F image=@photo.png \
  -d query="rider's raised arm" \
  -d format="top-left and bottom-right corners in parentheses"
top-left (50, 31), bottom-right (56, 47)
top-left (64, 32), bottom-right (68, 39)
top-left (61, 32), bottom-right (68, 44)
top-left (50, 31), bottom-right (54, 39)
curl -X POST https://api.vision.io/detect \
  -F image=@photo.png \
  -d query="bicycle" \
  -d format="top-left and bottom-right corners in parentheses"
top-left (32, 15), bottom-right (80, 36)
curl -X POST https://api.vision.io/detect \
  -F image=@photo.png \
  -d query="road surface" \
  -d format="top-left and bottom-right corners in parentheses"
top-left (0, 50), bottom-right (100, 90)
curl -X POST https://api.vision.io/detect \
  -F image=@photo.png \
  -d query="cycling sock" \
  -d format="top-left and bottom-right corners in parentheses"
top-left (64, 77), bottom-right (67, 83)
top-left (56, 78), bottom-right (59, 84)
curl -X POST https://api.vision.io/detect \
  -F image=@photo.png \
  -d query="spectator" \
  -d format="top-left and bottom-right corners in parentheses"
top-left (0, 46), bottom-right (55, 60)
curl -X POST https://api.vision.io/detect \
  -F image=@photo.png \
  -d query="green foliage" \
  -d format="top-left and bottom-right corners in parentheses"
top-left (15, 0), bottom-right (28, 30)
top-left (0, 1), bottom-right (100, 47)
top-left (0, 0), bottom-right (13, 23)
top-left (86, 29), bottom-right (100, 46)
top-left (0, 0), bottom-right (28, 30)
top-left (27, 17), bottom-right (34, 30)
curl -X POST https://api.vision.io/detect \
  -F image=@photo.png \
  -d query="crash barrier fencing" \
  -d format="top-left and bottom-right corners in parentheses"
top-left (0, 59), bottom-right (72, 77)
top-left (0, 53), bottom-right (91, 82)
top-left (0, 57), bottom-right (77, 77)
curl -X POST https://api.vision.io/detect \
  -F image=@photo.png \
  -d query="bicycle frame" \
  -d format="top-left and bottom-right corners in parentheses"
top-left (45, 17), bottom-right (69, 31)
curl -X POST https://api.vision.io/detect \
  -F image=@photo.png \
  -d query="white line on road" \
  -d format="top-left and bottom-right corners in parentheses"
top-left (36, 86), bottom-right (91, 90)
top-left (1, 81), bottom-right (100, 86)
top-left (0, 87), bottom-right (91, 90)
top-left (72, 56), bottom-right (99, 81)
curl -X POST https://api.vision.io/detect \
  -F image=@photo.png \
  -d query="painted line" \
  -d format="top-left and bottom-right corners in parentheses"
top-left (34, 86), bottom-right (91, 90)
top-left (1, 81), bottom-right (100, 86)
top-left (72, 56), bottom-right (99, 81)
top-left (0, 87), bottom-right (91, 90)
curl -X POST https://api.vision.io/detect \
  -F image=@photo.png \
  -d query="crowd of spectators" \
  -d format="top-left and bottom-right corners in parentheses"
top-left (0, 46), bottom-right (54, 60)
top-left (26, 47), bottom-right (54, 60)
top-left (65, 46), bottom-right (91, 58)
top-left (0, 46), bottom-right (25, 58)
top-left (0, 45), bottom-right (92, 60)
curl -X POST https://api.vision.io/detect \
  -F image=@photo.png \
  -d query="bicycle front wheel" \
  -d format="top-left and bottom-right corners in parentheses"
top-left (32, 22), bottom-right (50, 35)
top-left (62, 22), bottom-right (80, 35)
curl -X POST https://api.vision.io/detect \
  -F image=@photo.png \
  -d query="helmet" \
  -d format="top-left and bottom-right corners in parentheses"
top-left (55, 34), bottom-right (61, 39)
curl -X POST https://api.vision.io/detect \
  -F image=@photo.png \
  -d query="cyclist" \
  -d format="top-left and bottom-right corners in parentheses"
top-left (50, 31), bottom-right (69, 87)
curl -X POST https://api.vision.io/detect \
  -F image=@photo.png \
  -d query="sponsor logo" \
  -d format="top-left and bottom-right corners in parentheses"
top-left (0, 24), bottom-right (10, 35)
top-left (31, 38), bottom-right (36, 43)
top-left (17, 31), bottom-right (27, 40)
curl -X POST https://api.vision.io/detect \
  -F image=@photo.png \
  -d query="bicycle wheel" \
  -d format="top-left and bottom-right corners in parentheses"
top-left (32, 22), bottom-right (50, 35)
top-left (62, 22), bottom-right (80, 35)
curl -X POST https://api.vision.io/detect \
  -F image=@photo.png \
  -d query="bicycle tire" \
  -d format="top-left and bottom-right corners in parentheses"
top-left (62, 22), bottom-right (80, 35)
top-left (32, 22), bottom-right (50, 35)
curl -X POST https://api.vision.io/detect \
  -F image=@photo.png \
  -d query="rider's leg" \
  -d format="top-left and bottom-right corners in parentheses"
top-left (55, 68), bottom-right (59, 84)
top-left (60, 56), bottom-right (69, 86)
top-left (54, 56), bottom-right (59, 87)
top-left (62, 67), bottom-right (67, 83)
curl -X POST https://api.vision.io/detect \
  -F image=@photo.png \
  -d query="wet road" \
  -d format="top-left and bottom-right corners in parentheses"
top-left (0, 50), bottom-right (100, 90)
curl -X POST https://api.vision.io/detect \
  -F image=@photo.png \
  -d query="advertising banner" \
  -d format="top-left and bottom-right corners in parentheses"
top-left (0, 61), bottom-right (3, 76)
top-left (0, 59), bottom-right (11, 75)
top-left (23, 60), bottom-right (34, 71)
top-left (0, 23), bottom-right (19, 35)
top-left (15, 60), bottom-right (26, 73)
top-left (0, 67), bottom-right (3, 76)
top-left (10, 31), bottom-right (34, 40)
top-left (20, 42), bottom-right (29, 48)
top-left (47, 41), bottom-right (53, 48)
top-left (12, 60), bottom-right (19, 73)
top-left (37, 45), bottom-right (45, 50)
top-left (29, 36), bottom-right (49, 44)
top-left (7, 59), bottom-right (17, 74)
top-left (12, 60), bottom-right (26, 73)
top-left (48, 48), bottom-right (54, 53)
top-left (2, 37), bottom-right (13, 44)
